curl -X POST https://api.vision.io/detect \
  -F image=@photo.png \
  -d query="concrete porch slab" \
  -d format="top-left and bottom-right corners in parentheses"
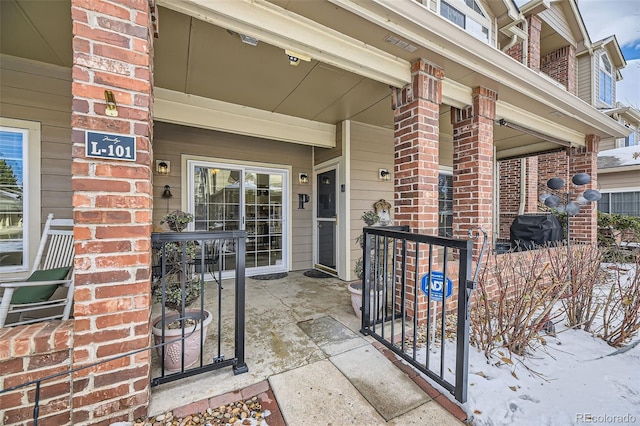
top-left (268, 359), bottom-right (386, 425)
top-left (297, 315), bottom-right (369, 356)
top-left (330, 345), bottom-right (431, 421)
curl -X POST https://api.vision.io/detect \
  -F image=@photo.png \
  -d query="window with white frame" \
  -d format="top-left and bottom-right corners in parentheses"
top-left (0, 118), bottom-right (40, 273)
top-left (598, 192), bottom-right (640, 217)
top-left (599, 54), bottom-right (613, 105)
top-left (624, 128), bottom-right (637, 147)
top-left (440, 0), bottom-right (490, 43)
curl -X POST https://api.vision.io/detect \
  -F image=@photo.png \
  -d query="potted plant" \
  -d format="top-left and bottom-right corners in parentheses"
top-left (160, 209), bottom-right (194, 232)
top-left (349, 210), bottom-right (384, 320)
top-left (152, 210), bottom-right (212, 371)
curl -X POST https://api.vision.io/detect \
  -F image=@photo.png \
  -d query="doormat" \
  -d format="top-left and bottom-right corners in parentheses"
top-left (303, 269), bottom-right (334, 279)
top-left (249, 272), bottom-right (289, 280)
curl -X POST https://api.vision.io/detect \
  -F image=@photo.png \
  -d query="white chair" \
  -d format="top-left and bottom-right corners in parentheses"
top-left (0, 214), bottom-right (74, 327)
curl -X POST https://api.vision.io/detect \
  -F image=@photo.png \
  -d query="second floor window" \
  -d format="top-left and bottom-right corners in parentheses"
top-left (440, 0), bottom-right (490, 43)
top-left (624, 129), bottom-right (637, 147)
top-left (599, 54), bottom-right (613, 105)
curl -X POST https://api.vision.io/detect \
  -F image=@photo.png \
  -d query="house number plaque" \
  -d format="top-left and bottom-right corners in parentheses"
top-left (85, 131), bottom-right (136, 161)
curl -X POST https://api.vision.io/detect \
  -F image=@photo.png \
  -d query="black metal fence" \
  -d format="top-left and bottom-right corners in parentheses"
top-left (150, 230), bottom-right (248, 386)
top-left (361, 226), bottom-right (475, 403)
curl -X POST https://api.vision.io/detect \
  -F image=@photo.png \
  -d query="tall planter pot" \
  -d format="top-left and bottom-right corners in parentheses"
top-left (348, 281), bottom-right (384, 321)
top-left (152, 308), bottom-right (213, 371)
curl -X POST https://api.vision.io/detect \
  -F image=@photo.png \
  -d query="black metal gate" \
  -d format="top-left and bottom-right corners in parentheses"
top-left (150, 230), bottom-right (248, 386)
top-left (361, 226), bottom-right (475, 403)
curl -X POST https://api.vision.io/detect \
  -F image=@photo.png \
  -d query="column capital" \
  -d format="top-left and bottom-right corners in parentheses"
top-left (394, 59), bottom-right (444, 109)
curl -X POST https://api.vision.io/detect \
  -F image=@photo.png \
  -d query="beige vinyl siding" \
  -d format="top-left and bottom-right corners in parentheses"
top-left (599, 137), bottom-right (617, 151)
top-left (598, 169), bottom-right (640, 192)
top-left (152, 121), bottom-right (313, 271)
top-left (576, 54), bottom-right (592, 104)
top-left (348, 121), bottom-right (394, 281)
top-left (539, 4), bottom-right (576, 47)
top-left (0, 56), bottom-right (72, 224)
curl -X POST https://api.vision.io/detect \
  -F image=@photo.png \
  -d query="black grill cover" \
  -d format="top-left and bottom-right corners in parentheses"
top-left (510, 214), bottom-right (563, 251)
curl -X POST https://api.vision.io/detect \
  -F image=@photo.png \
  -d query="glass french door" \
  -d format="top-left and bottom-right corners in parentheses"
top-left (189, 161), bottom-right (287, 275)
top-left (315, 168), bottom-right (337, 274)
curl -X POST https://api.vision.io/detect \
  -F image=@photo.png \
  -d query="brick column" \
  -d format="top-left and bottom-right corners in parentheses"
top-left (393, 59), bottom-right (443, 234)
top-left (541, 45), bottom-right (576, 94)
top-left (392, 59), bottom-right (443, 323)
top-left (451, 87), bottom-right (497, 252)
top-left (71, 1), bottom-right (154, 424)
top-left (525, 156), bottom-right (539, 213)
top-left (568, 135), bottom-right (600, 244)
top-left (527, 15), bottom-right (542, 71)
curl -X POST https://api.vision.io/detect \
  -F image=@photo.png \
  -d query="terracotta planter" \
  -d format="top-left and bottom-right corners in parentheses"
top-left (152, 308), bottom-right (213, 371)
top-left (348, 281), bottom-right (384, 321)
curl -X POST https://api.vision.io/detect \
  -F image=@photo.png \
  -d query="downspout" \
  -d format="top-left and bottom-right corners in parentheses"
top-left (518, 158), bottom-right (526, 215)
top-left (501, 34), bottom-right (519, 52)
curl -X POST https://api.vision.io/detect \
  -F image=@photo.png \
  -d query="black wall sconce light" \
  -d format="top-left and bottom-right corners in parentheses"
top-left (162, 185), bottom-right (173, 198)
top-left (299, 173), bottom-right (309, 184)
top-left (379, 168), bottom-right (391, 181)
top-left (298, 194), bottom-right (310, 209)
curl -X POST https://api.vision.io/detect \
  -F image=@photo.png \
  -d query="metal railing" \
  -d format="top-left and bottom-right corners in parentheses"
top-left (361, 226), bottom-right (477, 403)
top-left (150, 230), bottom-right (248, 386)
top-left (0, 230), bottom-right (249, 424)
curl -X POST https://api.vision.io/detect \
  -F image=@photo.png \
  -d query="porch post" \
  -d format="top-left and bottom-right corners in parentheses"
top-left (392, 59), bottom-right (442, 234)
top-left (451, 87), bottom-right (497, 253)
top-left (568, 135), bottom-right (600, 244)
top-left (392, 58), bottom-right (443, 323)
top-left (70, 1), bottom-right (155, 423)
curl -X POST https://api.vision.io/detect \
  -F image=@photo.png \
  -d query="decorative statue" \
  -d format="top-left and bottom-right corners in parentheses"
top-left (373, 199), bottom-right (392, 226)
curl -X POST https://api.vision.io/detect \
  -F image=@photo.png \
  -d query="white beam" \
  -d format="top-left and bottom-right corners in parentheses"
top-left (158, 0), bottom-right (411, 88)
top-left (154, 88), bottom-right (336, 148)
top-left (496, 101), bottom-right (585, 146)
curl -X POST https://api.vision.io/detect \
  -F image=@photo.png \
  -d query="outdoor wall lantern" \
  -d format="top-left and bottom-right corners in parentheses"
top-left (299, 173), bottom-right (309, 184)
top-left (540, 172), bottom-right (601, 249)
top-left (379, 168), bottom-right (391, 181)
top-left (156, 160), bottom-right (170, 176)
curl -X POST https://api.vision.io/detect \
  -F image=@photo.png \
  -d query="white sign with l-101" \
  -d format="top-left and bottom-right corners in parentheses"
top-left (85, 131), bottom-right (136, 161)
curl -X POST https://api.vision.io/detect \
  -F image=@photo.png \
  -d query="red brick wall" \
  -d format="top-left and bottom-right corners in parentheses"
top-left (498, 159), bottom-right (521, 239)
top-left (538, 151), bottom-right (569, 198)
top-left (505, 43), bottom-right (523, 63)
top-left (70, 0), bottom-right (154, 423)
top-left (0, 322), bottom-right (73, 426)
top-left (392, 59), bottom-right (443, 322)
top-left (541, 45), bottom-right (576, 94)
top-left (498, 157), bottom-right (540, 240)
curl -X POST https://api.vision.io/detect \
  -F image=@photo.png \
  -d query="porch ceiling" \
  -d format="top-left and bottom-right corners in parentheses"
top-left (0, 0), bottom-right (586, 158)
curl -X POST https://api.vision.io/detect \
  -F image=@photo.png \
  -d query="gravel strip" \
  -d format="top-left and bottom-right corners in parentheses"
top-left (133, 396), bottom-right (269, 426)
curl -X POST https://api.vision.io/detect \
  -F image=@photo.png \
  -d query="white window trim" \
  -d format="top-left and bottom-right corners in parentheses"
top-left (0, 117), bottom-right (41, 276)
top-left (182, 154), bottom-right (291, 276)
top-left (599, 53), bottom-right (613, 106)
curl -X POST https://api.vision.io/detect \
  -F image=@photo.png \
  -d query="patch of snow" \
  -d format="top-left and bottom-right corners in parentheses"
top-left (598, 146), bottom-right (640, 168)
top-left (414, 264), bottom-right (640, 425)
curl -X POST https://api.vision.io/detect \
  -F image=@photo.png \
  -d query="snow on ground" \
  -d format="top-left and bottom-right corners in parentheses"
top-left (462, 327), bottom-right (640, 426)
top-left (414, 264), bottom-right (640, 426)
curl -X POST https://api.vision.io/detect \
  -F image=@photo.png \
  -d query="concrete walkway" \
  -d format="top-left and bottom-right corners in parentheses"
top-left (148, 272), bottom-right (466, 425)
